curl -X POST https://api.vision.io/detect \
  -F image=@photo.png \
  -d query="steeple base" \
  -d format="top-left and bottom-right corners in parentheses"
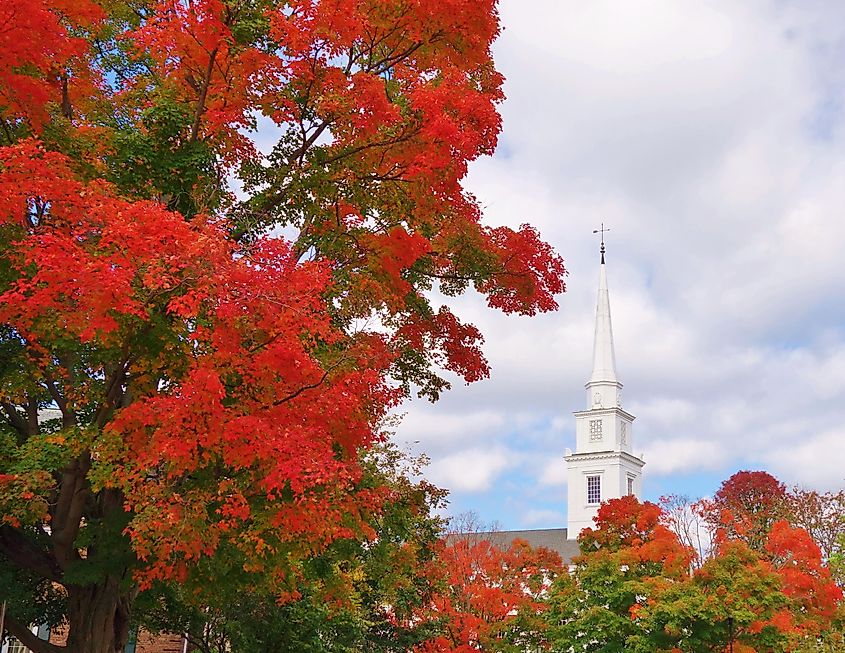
top-left (565, 450), bottom-right (645, 539)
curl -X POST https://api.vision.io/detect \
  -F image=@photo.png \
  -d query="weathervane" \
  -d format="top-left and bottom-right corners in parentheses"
top-left (593, 223), bottom-right (610, 264)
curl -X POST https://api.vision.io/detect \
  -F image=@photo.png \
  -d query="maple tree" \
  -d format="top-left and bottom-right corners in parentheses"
top-left (664, 475), bottom-right (845, 586)
top-left (137, 445), bottom-right (448, 653)
top-left (414, 532), bottom-right (563, 653)
top-left (544, 496), bottom-right (695, 652)
top-left (0, 1), bottom-right (566, 652)
top-left (699, 470), bottom-right (789, 553)
top-left (629, 523), bottom-right (843, 653)
top-left (785, 487), bottom-right (845, 586)
top-left (544, 494), bottom-right (844, 653)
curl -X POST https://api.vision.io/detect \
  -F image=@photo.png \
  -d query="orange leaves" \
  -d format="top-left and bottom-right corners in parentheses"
top-left (586, 495), bottom-right (664, 548)
top-left (0, 470), bottom-right (53, 526)
top-left (396, 307), bottom-right (489, 385)
top-left (575, 493), bottom-right (844, 651)
top-left (99, 238), bottom-right (391, 582)
top-left (319, 70), bottom-right (404, 141)
top-left (262, 0), bottom-right (506, 195)
top-left (0, 141), bottom-right (223, 345)
top-left (0, 0), bottom-right (103, 129)
top-left (0, 139), bottom-right (82, 227)
top-left (767, 520), bottom-right (825, 575)
top-left (580, 495), bottom-right (695, 578)
top-left (765, 521), bottom-right (843, 625)
top-left (115, 0), bottom-right (562, 393)
top-left (130, 0), bottom-right (269, 158)
top-left (0, 2), bottom-right (565, 628)
top-left (405, 67), bottom-right (502, 174)
top-left (701, 470), bottom-right (789, 552)
top-left (270, 0), bottom-right (500, 70)
top-left (363, 226), bottom-right (430, 303)
top-left (0, 137), bottom-right (396, 588)
top-left (479, 225), bottom-right (567, 315)
top-left (415, 537), bottom-right (562, 652)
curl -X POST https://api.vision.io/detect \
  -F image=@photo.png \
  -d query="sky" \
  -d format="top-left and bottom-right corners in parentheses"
top-left (390, 0), bottom-right (845, 530)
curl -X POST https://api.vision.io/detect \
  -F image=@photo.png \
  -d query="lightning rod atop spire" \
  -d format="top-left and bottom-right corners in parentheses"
top-left (593, 223), bottom-right (610, 264)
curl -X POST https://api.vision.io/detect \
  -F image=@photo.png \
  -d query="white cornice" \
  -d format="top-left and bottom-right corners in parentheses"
top-left (573, 407), bottom-right (636, 421)
top-left (564, 450), bottom-right (645, 467)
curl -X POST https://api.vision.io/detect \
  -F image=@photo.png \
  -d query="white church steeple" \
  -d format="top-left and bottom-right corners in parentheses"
top-left (566, 238), bottom-right (645, 539)
top-left (585, 241), bottom-right (623, 411)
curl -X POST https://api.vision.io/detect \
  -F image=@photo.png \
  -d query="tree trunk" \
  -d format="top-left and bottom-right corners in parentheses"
top-left (65, 577), bottom-right (133, 653)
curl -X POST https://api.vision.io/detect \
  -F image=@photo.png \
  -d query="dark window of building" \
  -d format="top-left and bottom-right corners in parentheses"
top-left (587, 475), bottom-right (601, 504)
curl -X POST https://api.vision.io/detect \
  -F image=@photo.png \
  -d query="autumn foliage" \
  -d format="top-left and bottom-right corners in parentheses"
top-left (699, 470), bottom-right (789, 552)
top-left (0, 1), bottom-right (566, 652)
top-left (415, 536), bottom-right (562, 653)
top-left (545, 491), bottom-right (843, 653)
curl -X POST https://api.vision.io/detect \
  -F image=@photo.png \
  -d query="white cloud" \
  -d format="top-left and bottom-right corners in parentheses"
top-left (764, 428), bottom-right (845, 490)
top-left (644, 438), bottom-right (728, 476)
top-left (426, 448), bottom-right (514, 492)
top-left (393, 408), bottom-right (506, 453)
top-left (539, 458), bottom-right (568, 487)
top-left (522, 509), bottom-right (567, 527)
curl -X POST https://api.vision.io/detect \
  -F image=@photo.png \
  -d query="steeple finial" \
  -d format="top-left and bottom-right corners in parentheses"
top-left (593, 223), bottom-right (610, 264)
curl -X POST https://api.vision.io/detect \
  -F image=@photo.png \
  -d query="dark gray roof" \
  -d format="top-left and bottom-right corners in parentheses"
top-left (449, 527), bottom-right (581, 563)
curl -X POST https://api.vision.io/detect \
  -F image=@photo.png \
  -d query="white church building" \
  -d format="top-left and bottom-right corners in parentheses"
top-left (482, 242), bottom-right (645, 557)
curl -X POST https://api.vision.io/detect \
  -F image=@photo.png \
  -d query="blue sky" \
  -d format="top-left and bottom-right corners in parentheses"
top-left (391, 0), bottom-right (845, 530)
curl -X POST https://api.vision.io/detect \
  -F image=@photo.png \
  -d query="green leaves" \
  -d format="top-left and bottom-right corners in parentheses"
top-left (108, 94), bottom-right (218, 217)
top-left (544, 495), bottom-right (844, 653)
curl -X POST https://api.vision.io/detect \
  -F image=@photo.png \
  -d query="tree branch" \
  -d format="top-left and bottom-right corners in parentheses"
top-left (4, 614), bottom-right (65, 653)
top-left (92, 356), bottom-right (132, 429)
top-left (60, 72), bottom-right (72, 120)
top-left (50, 451), bottom-right (91, 569)
top-left (272, 357), bottom-right (348, 407)
top-left (42, 371), bottom-right (75, 429)
top-left (25, 396), bottom-right (39, 435)
top-left (0, 401), bottom-right (30, 438)
top-left (293, 119), bottom-right (332, 165)
top-left (190, 46), bottom-right (220, 143)
top-left (273, 370), bottom-right (331, 406)
top-left (0, 526), bottom-right (63, 582)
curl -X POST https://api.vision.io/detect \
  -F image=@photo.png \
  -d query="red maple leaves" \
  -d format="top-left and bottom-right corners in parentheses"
top-left (0, 0), bottom-right (102, 129)
top-left (581, 493), bottom-right (844, 652)
top-left (0, 4), bottom-right (567, 647)
top-left (415, 537), bottom-right (562, 653)
top-left (0, 140), bottom-right (392, 587)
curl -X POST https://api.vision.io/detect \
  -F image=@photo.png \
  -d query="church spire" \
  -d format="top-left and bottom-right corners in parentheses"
top-left (589, 246), bottom-right (618, 385)
top-left (585, 234), bottom-right (622, 409)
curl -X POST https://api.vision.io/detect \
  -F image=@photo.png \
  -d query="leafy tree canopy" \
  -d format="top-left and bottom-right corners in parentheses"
top-left (0, 1), bottom-right (566, 652)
